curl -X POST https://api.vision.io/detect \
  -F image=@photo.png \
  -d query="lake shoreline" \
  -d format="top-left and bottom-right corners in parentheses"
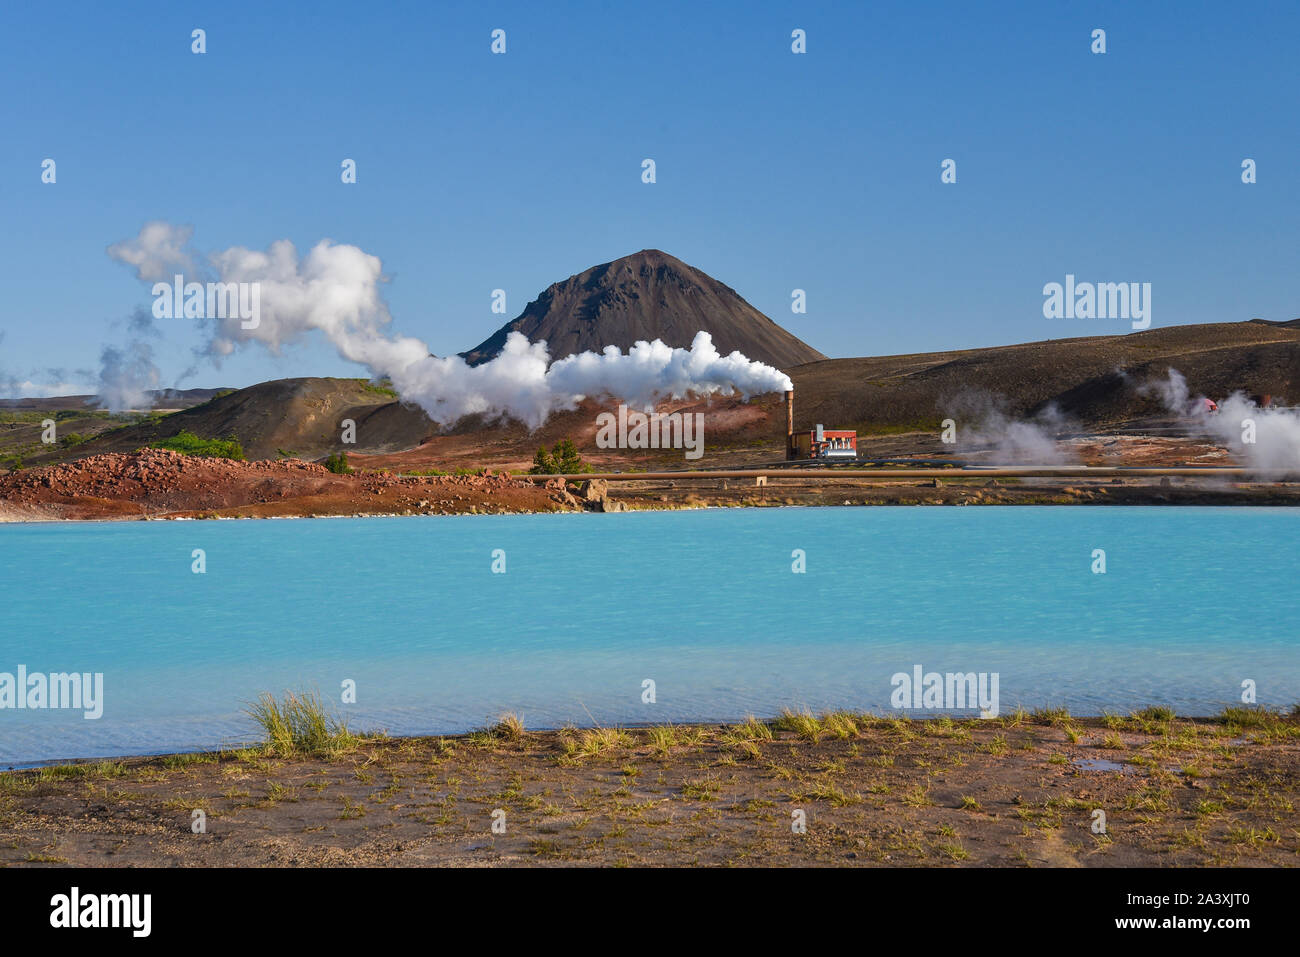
top-left (5, 448), bottom-right (1300, 522)
top-left (4, 708), bottom-right (1296, 867)
top-left (5, 478), bottom-right (1300, 523)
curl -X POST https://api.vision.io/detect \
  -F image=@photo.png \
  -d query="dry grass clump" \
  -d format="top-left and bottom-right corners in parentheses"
top-left (246, 690), bottom-right (357, 757)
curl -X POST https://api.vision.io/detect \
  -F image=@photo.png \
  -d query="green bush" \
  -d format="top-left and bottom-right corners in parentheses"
top-left (148, 430), bottom-right (246, 460)
top-left (529, 438), bottom-right (590, 475)
top-left (323, 452), bottom-right (352, 474)
top-left (358, 378), bottom-right (398, 398)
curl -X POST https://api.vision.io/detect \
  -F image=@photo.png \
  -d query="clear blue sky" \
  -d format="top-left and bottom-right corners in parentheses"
top-left (2, 0), bottom-right (1296, 394)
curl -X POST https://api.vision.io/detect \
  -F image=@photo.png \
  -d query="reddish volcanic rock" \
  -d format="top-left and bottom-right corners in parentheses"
top-left (0, 449), bottom-right (574, 521)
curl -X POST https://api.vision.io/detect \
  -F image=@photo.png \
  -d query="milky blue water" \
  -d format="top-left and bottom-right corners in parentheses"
top-left (1, 507), bottom-right (1296, 765)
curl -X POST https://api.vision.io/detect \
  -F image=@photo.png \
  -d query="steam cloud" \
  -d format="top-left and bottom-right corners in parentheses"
top-left (1141, 369), bottom-right (1300, 474)
top-left (90, 307), bottom-right (163, 411)
top-left (97, 341), bottom-right (160, 412)
top-left (106, 222), bottom-right (793, 427)
top-left (941, 391), bottom-right (1077, 465)
top-left (106, 223), bottom-right (197, 283)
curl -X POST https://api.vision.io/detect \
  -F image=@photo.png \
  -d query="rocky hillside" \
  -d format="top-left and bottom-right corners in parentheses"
top-left (460, 249), bottom-right (825, 370)
top-left (9, 321), bottom-right (1298, 471)
top-left (789, 321), bottom-right (1300, 434)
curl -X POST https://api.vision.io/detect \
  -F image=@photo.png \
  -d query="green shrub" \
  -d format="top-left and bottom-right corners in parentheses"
top-left (149, 430), bottom-right (245, 460)
top-left (529, 438), bottom-right (590, 475)
top-left (323, 452), bottom-right (352, 474)
top-left (359, 379), bottom-right (398, 398)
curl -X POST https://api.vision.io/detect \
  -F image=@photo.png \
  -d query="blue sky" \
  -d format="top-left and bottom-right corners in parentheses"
top-left (1, 0), bottom-right (1296, 394)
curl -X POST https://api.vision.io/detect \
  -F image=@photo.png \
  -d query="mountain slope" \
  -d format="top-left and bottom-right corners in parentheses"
top-left (788, 321), bottom-right (1300, 432)
top-left (16, 321), bottom-right (1299, 469)
top-left (460, 249), bottom-right (825, 369)
top-left (57, 378), bottom-right (408, 464)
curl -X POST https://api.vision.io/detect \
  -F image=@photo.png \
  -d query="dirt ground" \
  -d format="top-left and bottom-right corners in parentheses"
top-left (3, 710), bottom-right (1296, 867)
top-left (343, 421), bottom-right (1240, 475)
top-left (0, 449), bottom-right (577, 521)
top-left (603, 475), bottom-right (1300, 509)
top-left (4, 444), bottom-right (1300, 523)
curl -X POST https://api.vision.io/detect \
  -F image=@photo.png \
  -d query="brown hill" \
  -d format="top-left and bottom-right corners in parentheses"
top-left (48, 378), bottom-right (412, 464)
top-left (0, 387), bottom-right (226, 412)
top-left (788, 321), bottom-right (1300, 434)
top-left (460, 249), bottom-right (826, 370)
top-left (13, 321), bottom-right (1299, 471)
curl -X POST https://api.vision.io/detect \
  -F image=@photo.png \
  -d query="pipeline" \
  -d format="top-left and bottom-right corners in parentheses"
top-left (523, 466), bottom-right (1292, 482)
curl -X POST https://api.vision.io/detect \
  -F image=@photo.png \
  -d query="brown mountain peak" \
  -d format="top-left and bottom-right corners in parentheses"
top-left (461, 251), bottom-right (825, 369)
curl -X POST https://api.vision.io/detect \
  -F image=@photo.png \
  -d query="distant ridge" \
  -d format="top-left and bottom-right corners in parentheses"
top-left (460, 249), bottom-right (825, 370)
top-left (17, 321), bottom-right (1298, 468)
top-left (0, 387), bottom-right (227, 411)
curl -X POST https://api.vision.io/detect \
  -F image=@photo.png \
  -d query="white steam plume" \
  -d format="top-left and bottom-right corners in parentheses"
top-left (387, 330), bottom-right (791, 428)
top-left (106, 222), bottom-right (197, 283)
top-left (1141, 369), bottom-right (1300, 474)
top-left (97, 341), bottom-right (160, 411)
top-left (941, 391), bottom-right (1077, 465)
top-left (92, 307), bottom-right (163, 411)
top-left (107, 222), bottom-right (794, 427)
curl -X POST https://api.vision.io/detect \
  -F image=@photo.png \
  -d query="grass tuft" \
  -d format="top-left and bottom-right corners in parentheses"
top-left (1031, 707), bottom-right (1072, 726)
top-left (488, 712), bottom-right (526, 740)
top-left (1217, 706), bottom-right (1282, 729)
top-left (729, 716), bottom-right (774, 741)
top-left (1135, 706), bottom-right (1175, 723)
top-left (246, 690), bottom-right (357, 757)
top-left (644, 724), bottom-right (680, 755)
top-left (821, 711), bottom-right (860, 740)
top-left (773, 708), bottom-right (823, 742)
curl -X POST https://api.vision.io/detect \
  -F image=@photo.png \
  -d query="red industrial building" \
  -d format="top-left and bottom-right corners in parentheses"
top-left (783, 390), bottom-right (858, 460)
top-left (790, 425), bottom-right (858, 460)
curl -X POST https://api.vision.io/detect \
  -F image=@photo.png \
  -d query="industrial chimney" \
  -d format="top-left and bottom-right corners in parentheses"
top-left (785, 389), bottom-right (794, 460)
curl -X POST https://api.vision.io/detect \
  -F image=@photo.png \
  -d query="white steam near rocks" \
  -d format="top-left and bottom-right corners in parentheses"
top-left (1141, 369), bottom-right (1300, 474)
top-left (942, 391), bottom-right (1077, 465)
top-left (96, 341), bottom-right (160, 412)
top-left (106, 221), bottom-right (793, 426)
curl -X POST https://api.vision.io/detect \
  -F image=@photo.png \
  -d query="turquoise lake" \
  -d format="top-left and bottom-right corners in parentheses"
top-left (1, 506), bottom-right (1296, 765)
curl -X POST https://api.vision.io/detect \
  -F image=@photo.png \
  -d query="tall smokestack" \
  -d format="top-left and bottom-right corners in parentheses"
top-left (785, 389), bottom-right (794, 460)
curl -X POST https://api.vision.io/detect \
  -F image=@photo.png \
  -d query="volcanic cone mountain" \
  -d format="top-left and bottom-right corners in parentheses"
top-left (460, 249), bottom-right (825, 370)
